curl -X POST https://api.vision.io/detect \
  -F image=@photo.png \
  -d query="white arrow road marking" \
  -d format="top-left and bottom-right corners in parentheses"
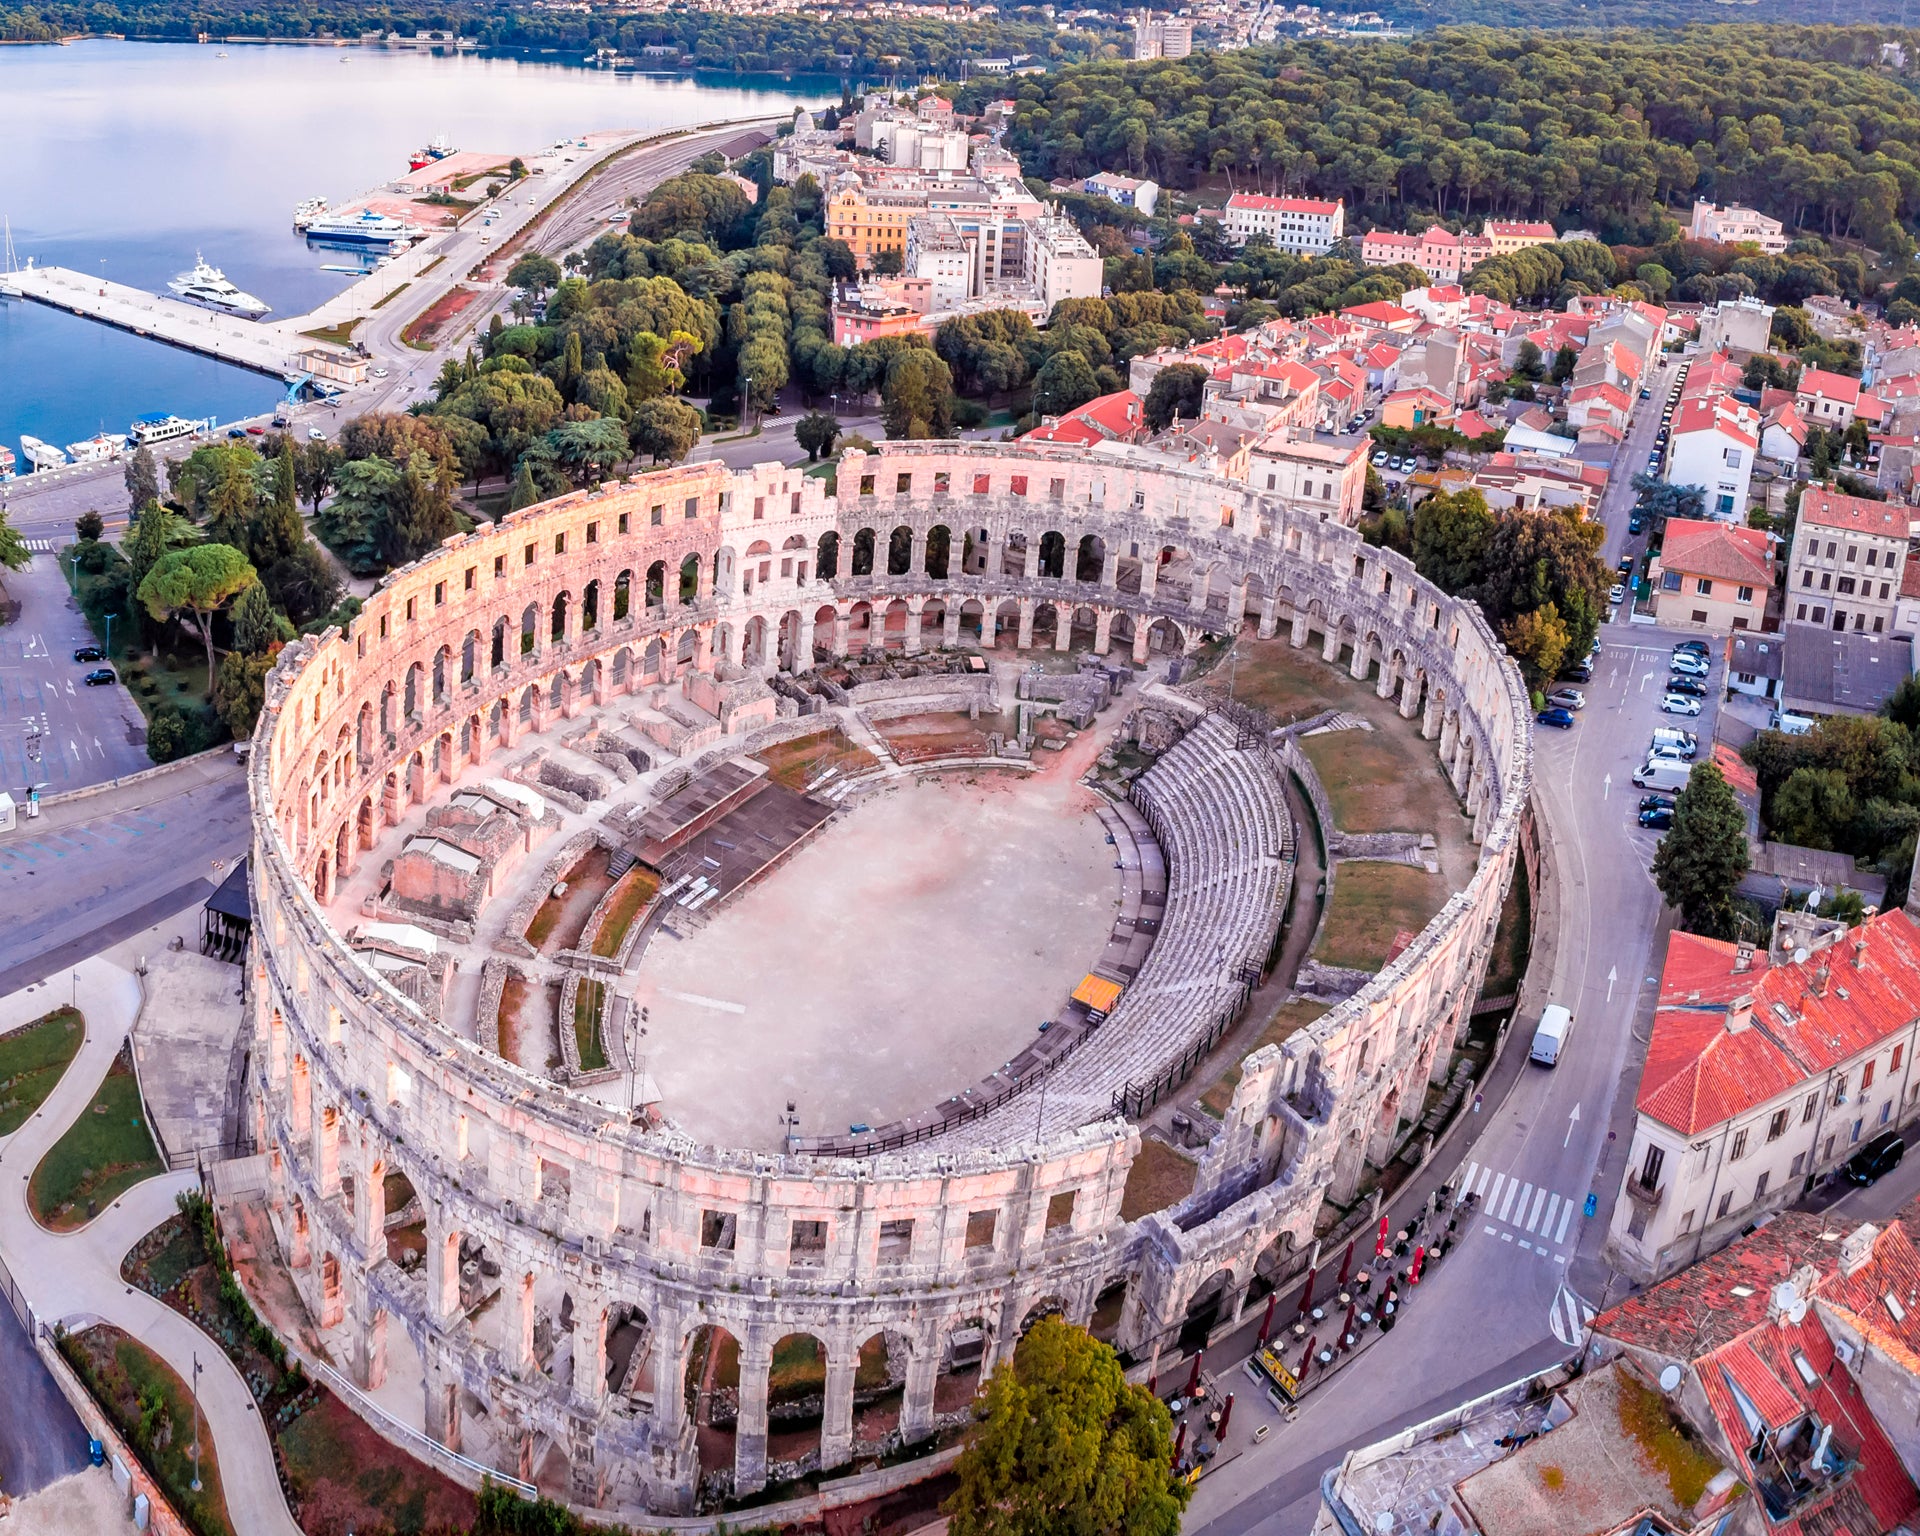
top-left (1564, 1102), bottom-right (1582, 1149)
top-left (1607, 965), bottom-right (1618, 1002)
top-left (1603, 772), bottom-right (1612, 799)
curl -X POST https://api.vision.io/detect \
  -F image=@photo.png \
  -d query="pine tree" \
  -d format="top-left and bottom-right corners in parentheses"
top-left (508, 460), bottom-right (542, 512)
top-left (1651, 761), bottom-right (1752, 939)
top-left (231, 580), bottom-right (281, 657)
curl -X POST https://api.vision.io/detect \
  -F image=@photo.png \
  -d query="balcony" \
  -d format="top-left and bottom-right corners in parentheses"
top-left (1624, 1174), bottom-right (1665, 1208)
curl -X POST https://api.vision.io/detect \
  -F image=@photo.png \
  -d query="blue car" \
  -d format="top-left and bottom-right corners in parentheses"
top-left (1536, 707), bottom-right (1576, 729)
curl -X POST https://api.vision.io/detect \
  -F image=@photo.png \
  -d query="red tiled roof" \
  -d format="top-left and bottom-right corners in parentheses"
top-left (1226, 193), bottom-right (1342, 215)
top-left (1658, 517), bottom-right (1775, 588)
top-left (1343, 300), bottom-right (1418, 328)
top-left (1671, 394), bottom-right (1759, 450)
top-left (1487, 220), bottom-right (1555, 238)
top-left (1024, 388), bottom-right (1143, 446)
top-left (1800, 367), bottom-right (1863, 406)
top-left (1637, 910), bottom-right (1920, 1136)
top-left (1800, 485), bottom-right (1909, 536)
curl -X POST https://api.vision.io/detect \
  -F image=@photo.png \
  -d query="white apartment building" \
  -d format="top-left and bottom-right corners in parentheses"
top-left (1608, 908), bottom-right (1920, 1285)
top-left (1247, 428), bottom-right (1369, 527)
top-left (905, 215), bottom-right (975, 309)
top-left (1787, 485), bottom-right (1911, 635)
top-left (1688, 198), bottom-right (1789, 254)
top-left (1665, 393), bottom-right (1759, 520)
top-left (1222, 193), bottom-right (1345, 254)
top-left (1024, 210), bottom-right (1104, 312)
top-left (1130, 12), bottom-right (1192, 58)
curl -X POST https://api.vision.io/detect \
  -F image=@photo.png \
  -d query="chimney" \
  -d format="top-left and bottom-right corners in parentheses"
top-left (1726, 994), bottom-right (1754, 1034)
top-left (1811, 965), bottom-right (1830, 998)
top-left (1841, 1223), bottom-right (1879, 1278)
top-left (1854, 937), bottom-right (1868, 970)
top-left (1734, 941), bottom-right (1755, 974)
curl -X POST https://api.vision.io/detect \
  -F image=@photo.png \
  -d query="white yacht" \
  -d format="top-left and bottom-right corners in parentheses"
top-left (129, 413), bottom-right (199, 447)
top-left (65, 433), bottom-right (121, 463)
top-left (169, 255), bottom-right (271, 318)
top-left (19, 435), bottom-right (68, 471)
top-left (293, 198), bottom-right (329, 230)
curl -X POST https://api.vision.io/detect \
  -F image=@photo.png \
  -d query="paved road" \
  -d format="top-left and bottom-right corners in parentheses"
top-left (0, 1295), bottom-right (88, 1499)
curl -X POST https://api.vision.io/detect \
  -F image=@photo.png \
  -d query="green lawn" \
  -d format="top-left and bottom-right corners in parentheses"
top-left (1299, 727), bottom-right (1454, 838)
top-left (1120, 1138), bottom-right (1199, 1221)
top-left (573, 978), bottom-right (609, 1072)
top-left (1315, 863), bottom-right (1450, 974)
top-left (590, 868), bottom-right (660, 959)
top-left (30, 1047), bottom-right (164, 1228)
top-left (1221, 633), bottom-right (1378, 723)
top-left (0, 1006), bottom-right (84, 1135)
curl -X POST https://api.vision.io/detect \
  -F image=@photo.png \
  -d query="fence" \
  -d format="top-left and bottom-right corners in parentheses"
top-left (1108, 1007), bottom-right (1239, 1119)
top-left (306, 1356), bottom-right (537, 1498)
top-left (0, 1240), bottom-right (33, 1337)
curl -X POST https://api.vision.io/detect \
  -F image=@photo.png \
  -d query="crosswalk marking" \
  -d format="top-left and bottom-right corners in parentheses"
top-left (1526, 1187), bottom-right (1548, 1233)
top-left (1457, 1160), bottom-right (1582, 1258)
top-left (1498, 1178), bottom-right (1524, 1223)
top-left (23, 538), bottom-right (53, 551)
top-left (1549, 1283), bottom-right (1596, 1348)
top-left (1555, 1199), bottom-right (1574, 1243)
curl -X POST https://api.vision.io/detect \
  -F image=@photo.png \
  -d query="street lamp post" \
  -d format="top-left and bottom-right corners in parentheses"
top-left (189, 1352), bottom-right (203, 1493)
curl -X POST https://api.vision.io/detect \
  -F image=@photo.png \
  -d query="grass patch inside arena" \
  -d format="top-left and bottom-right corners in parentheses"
top-left (1121, 1138), bottom-right (1199, 1221)
top-left (753, 727), bottom-right (877, 791)
top-left (1297, 726), bottom-right (1457, 839)
top-left (0, 1005), bottom-right (84, 1135)
top-left (1314, 863), bottom-right (1450, 974)
top-left (591, 867), bottom-right (661, 959)
top-left (1197, 999), bottom-right (1331, 1119)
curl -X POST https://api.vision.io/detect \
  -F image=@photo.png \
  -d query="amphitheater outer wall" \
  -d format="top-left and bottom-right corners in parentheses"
top-left (245, 439), bottom-right (1531, 1515)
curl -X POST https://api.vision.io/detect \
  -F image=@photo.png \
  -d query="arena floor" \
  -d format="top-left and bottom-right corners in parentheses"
top-left (628, 768), bottom-right (1121, 1150)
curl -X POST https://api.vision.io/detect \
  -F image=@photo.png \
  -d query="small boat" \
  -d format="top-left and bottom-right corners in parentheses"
top-left (64, 433), bottom-right (122, 463)
top-left (19, 435), bottom-right (68, 471)
top-left (293, 197), bottom-right (329, 230)
top-left (169, 254), bottom-right (271, 318)
top-left (0, 444), bottom-right (15, 479)
top-left (129, 413), bottom-right (199, 447)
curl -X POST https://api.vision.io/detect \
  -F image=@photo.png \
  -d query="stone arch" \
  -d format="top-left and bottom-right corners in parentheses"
top-left (356, 793), bottom-right (375, 852)
top-left (846, 601), bottom-right (874, 651)
top-left (921, 597), bottom-right (946, 639)
top-left (936, 1316), bottom-right (989, 1411)
top-left (1070, 605), bottom-right (1098, 648)
top-left (579, 658), bottom-right (600, 702)
top-left (403, 661), bottom-right (423, 720)
top-left (924, 524), bottom-right (951, 580)
top-left (816, 530), bottom-right (840, 581)
top-left (432, 645), bottom-right (452, 706)
top-left (676, 629), bottom-right (698, 664)
top-left (852, 1326), bottom-right (915, 1447)
top-left (886, 525), bottom-right (913, 577)
top-left (1089, 1275), bottom-right (1131, 1345)
top-left (778, 610), bottom-right (805, 671)
top-left (1001, 528), bottom-right (1030, 578)
top-left (356, 700), bottom-right (373, 766)
top-left (743, 614), bottom-right (770, 669)
top-left (612, 646), bottom-right (631, 688)
top-left (851, 528), bottom-right (876, 578)
top-left (642, 638), bottom-right (663, 677)
top-left (406, 750), bottom-right (427, 804)
top-left (993, 598), bottom-right (1021, 648)
top-left (379, 680), bottom-right (395, 737)
top-left (581, 578), bottom-right (600, 633)
top-left (1149, 617), bottom-right (1184, 654)
top-left (490, 616), bottom-right (508, 672)
top-left (678, 554), bottom-right (700, 606)
top-left (766, 1331), bottom-right (829, 1471)
top-left (881, 599), bottom-right (910, 650)
top-left (613, 568), bottom-right (632, 622)
top-left (460, 630), bottom-right (478, 686)
top-left (1181, 1267), bottom-right (1236, 1352)
top-left (518, 686), bottom-right (536, 725)
top-left (713, 545), bottom-right (737, 598)
top-left (381, 1167), bottom-right (424, 1266)
top-left (1205, 560), bottom-right (1232, 614)
top-left (1031, 601), bottom-right (1059, 644)
top-left (960, 598), bottom-right (985, 641)
top-left (488, 699), bottom-right (506, 744)
top-left (813, 604), bottom-right (840, 656)
top-left (1111, 611), bottom-right (1137, 649)
top-left (605, 1301), bottom-right (653, 1402)
top-left (1076, 533), bottom-right (1106, 582)
top-left (313, 845), bottom-right (332, 904)
top-left (548, 672), bottom-right (565, 711)
top-left (519, 603), bottom-right (538, 656)
top-left (332, 819), bottom-right (350, 889)
top-left (1019, 1296), bottom-right (1068, 1335)
top-left (1038, 530), bottom-right (1066, 579)
top-left (683, 1323), bottom-right (741, 1479)
top-left (645, 560), bottom-right (666, 610)
top-left (550, 590), bottom-right (570, 644)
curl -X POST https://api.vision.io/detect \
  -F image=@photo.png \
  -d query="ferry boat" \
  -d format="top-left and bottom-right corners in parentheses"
top-left (293, 198), bottom-right (329, 230)
top-left (303, 208), bottom-right (424, 249)
top-left (19, 435), bottom-right (68, 471)
top-left (64, 433), bottom-right (122, 463)
top-left (129, 413), bottom-right (199, 447)
top-left (169, 255), bottom-right (271, 318)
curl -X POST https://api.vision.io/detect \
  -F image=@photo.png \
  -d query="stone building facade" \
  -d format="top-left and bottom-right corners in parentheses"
top-left (245, 440), bottom-right (1531, 1515)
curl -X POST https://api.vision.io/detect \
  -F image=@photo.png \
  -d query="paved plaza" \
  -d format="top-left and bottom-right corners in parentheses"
top-left (633, 769), bottom-right (1121, 1149)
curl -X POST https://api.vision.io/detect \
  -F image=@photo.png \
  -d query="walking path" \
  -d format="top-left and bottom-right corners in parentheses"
top-left (0, 946), bottom-right (303, 1536)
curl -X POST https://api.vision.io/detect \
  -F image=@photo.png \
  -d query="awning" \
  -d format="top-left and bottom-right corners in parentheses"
top-left (1072, 974), bottom-right (1123, 1014)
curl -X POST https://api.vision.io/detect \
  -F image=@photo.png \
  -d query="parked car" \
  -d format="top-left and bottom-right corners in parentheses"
top-left (1559, 661), bottom-right (1594, 684)
top-left (226, 426), bottom-right (247, 438)
top-left (1673, 639), bottom-right (1710, 656)
top-left (308, 428), bottom-right (328, 441)
top-left (1639, 387), bottom-right (1651, 399)
top-left (1608, 584), bottom-right (1627, 605)
top-left (1638, 806), bottom-right (1674, 829)
top-left (1371, 451), bottom-right (1389, 466)
top-left (1666, 675), bottom-right (1707, 697)
top-left (1628, 513), bottom-right (1645, 535)
top-left (1662, 692), bottom-right (1703, 716)
top-left (72, 644), bottom-right (104, 662)
top-left (1546, 688), bottom-right (1586, 710)
top-left (1536, 706), bottom-right (1577, 729)
top-left (1843, 1131), bottom-right (1906, 1186)
top-left (245, 424), bottom-right (265, 436)
top-left (1639, 794), bottom-right (1675, 813)
top-left (1670, 653), bottom-right (1710, 678)
top-left (82, 667), bottom-right (116, 687)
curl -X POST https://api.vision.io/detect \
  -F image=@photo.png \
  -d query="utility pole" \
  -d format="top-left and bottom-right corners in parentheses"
top-left (189, 1352), bottom-right (203, 1493)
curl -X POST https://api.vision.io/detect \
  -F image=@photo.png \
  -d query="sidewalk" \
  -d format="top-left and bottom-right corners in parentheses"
top-left (24, 747), bottom-right (243, 837)
top-left (0, 928), bottom-right (303, 1536)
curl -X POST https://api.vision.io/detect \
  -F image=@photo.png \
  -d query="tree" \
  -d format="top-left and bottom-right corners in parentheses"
top-left (262, 542), bottom-right (343, 628)
top-left (507, 460), bottom-right (543, 513)
top-left (628, 398), bottom-right (704, 465)
top-left (1502, 602), bottom-right (1570, 693)
top-left (945, 1316), bottom-right (1187, 1536)
top-left (0, 508), bottom-right (25, 573)
top-left (1474, 509), bottom-right (1608, 661)
top-left (382, 455), bottom-right (460, 567)
top-left (74, 510), bottom-right (105, 543)
top-left (1550, 344), bottom-right (1577, 385)
top-left (136, 546), bottom-right (256, 695)
top-left (1031, 349), bottom-right (1101, 419)
top-left (122, 502), bottom-right (195, 645)
top-left (1651, 761), bottom-right (1751, 939)
top-left (231, 579), bottom-right (286, 657)
top-left (1513, 339), bottom-right (1545, 381)
top-left (124, 445), bottom-right (160, 512)
top-left (1631, 476), bottom-right (1705, 540)
top-left (881, 349), bottom-right (954, 440)
top-left (1410, 489), bottom-right (1495, 594)
top-left (507, 252), bottom-right (562, 295)
top-left (1771, 767), bottom-right (1857, 851)
top-left (297, 439), bottom-right (339, 517)
top-left (214, 649), bottom-right (276, 742)
top-left (1143, 363), bottom-right (1208, 432)
top-left (795, 411), bottom-right (840, 461)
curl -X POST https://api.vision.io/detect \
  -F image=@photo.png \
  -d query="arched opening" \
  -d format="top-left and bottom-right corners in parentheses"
top-left (921, 597), bottom-right (946, 641)
top-left (813, 604), bottom-right (839, 660)
top-left (518, 687), bottom-right (535, 725)
top-left (676, 629), bottom-right (698, 664)
top-left (846, 601), bottom-right (874, 652)
top-left (1070, 605), bottom-right (1098, 649)
top-left (432, 645), bottom-right (451, 706)
top-left (777, 610), bottom-right (804, 671)
top-left (1205, 562), bottom-right (1231, 615)
top-left (960, 598), bottom-right (985, 641)
top-left (743, 615), bottom-right (769, 668)
top-left (886, 525), bottom-right (913, 576)
top-left (581, 579), bottom-right (600, 633)
top-left (1038, 530), bottom-right (1066, 580)
top-left (1150, 618), bottom-right (1184, 654)
top-left (312, 847), bottom-right (332, 904)
top-left (355, 701), bottom-right (372, 767)
top-left (766, 1331), bottom-right (828, 1472)
top-left (678, 554), bottom-right (700, 606)
top-left (519, 603), bottom-right (538, 656)
top-left (403, 662), bottom-right (422, 720)
top-left (579, 658), bottom-right (600, 701)
top-left (381, 1169), bottom-right (424, 1267)
top-left (356, 795), bottom-right (375, 852)
top-left (993, 599), bottom-right (1021, 648)
top-left (642, 638), bottom-right (663, 678)
top-left (1001, 530), bottom-right (1029, 578)
top-left (936, 1316), bottom-right (988, 1411)
top-left (1180, 1268), bottom-right (1235, 1353)
top-left (852, 1329), bottom-right (913, 1449)
top-left (645, 561), bottom-right (666, 610)
top-left (605, 1302), bottom-right (653, 1404)
top-left (612, 647), bottom-right (631, 689)
top-left (490, 618), bottom-right (507, 671)
top-left (1089, 1277), bottom-right (1130, 1346)
top-left (613, 569), bottom-right (632, 622)
top-left (924, 524), bottom-right (951, 580)
top-left (816, 531), bottom-right (840, 581)
top-left (1111, 612), bottom-right (1136, 649)
top-left (550, 591), bottom-right (569, 644)
top-left (460, 630), bottom-right (477, 686)
top-left (1076, 533), bottom-right (1106, 582)
top-left (850, 528), bottom-right (876, 578)
top-left (1030, 602), bottom-right (1058, 645)
top-left (333, 820), bottom-right (350, 886)
top-left (685, 1324), bottom-right (740, 1480)
top-left (379, 681), bottom-right (394, 737)
top-left (713, 545), bottom-right (736, 597)
top-left (1020, 1297), bottom-right (1066, 1335)
top-left (881, 600), bottom-right (910, 650)
top-left (548, 672), bottom-right (565, 710)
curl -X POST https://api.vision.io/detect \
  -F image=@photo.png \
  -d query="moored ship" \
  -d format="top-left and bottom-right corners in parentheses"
top-left (169, 255), bottom-right (271, 318)
top-left (19, 435), bottom-right (68, 470)
top-left (129, 412), bottom-right (199, 447)
top-left (304, 208), bottom-right (425, 249)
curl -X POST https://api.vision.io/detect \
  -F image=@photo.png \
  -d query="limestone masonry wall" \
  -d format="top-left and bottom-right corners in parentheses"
top-left (245, 441), bottom-right (1530, 1517)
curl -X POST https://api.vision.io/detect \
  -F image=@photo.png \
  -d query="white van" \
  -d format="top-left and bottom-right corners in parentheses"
top-left (1530, 1004), bottom-right (1573, 1067)
top-left (1771, 711), bottom-right (1815, 737)
top-left (1632, 758), bottom-right (1695, 793)
top-left (1650, 727), bottom-right (1697, 758)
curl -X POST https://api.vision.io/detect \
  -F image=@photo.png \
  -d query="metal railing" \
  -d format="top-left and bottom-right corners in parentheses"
top-left (0, 1242), bottom-right (34, 1337)
top-left (306, 1356), bottom-right (536, 1498)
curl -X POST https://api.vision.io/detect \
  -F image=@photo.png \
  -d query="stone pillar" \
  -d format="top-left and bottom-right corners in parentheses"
top-left (572, 1293), bottom-right (608, 1410)
top-left (289, 1200), bottom-right (312, 1270)
top-left (425, 1359), bottom-right (462, 1453)
top-left (355, 1153), bottom-right (387, 1260)
top-left (795, 614), bottom-right (816, 673)
top-left (1400, 675), bottom-right (1422, 721)
top-left (900, 1344), bottom-right (939, 1444)
top-left (354, 1296), bottom-right (389, 1391)
top-left (660, 631), bottom-right (679, 685)
top-left (943, 606), bottom-right (962, 649)
top-left (1422, 692), bottom-right (1444, 741)
top-left (500, 1268), bottom-right (536, 1375)
top-left (1131, 623), bottom-right (1151, 666)
top-left (1328, 1130), bottom-right (1366, 1206)
top-left (569, 1413), bottom-right (606, 1507)
top-left (1349, 637), bottom-right (1371, 682)
top-left (427, 1219), bottom-right (462, 1325)
top-left (1450, 734), bottom-right (1472, 796)
top-left (1054, 609), bottom-right (1072, 651)
top-left (1139, 556), bottom-right (1158, 600)
top-left (1022, 537), bottom-right (1039, 581)
top-left (289, 1057), bottom-right (312, 1140)
top-left (1100, 549), bottom-right (1119, 588)
top-left (499, 1408), bottom-right (536, 1483)
top-left (1321, 624), bottom-right (1342, 665)
top-left (1016, 599), bottom-right (1035, 650)
top-left (733, 1341), bottom-right (773, 1496)
top-left (314, 1104), bottom-right (339, 1196)
top-left (1472, 780), bottom-right (1491, 845)
top-left (1227, 580), bottom-right (1248, 629)
top-left (820, 1351), bottom-right (858, 1471)
top-left (692, 625), bottom-right (712, 672)
top-left (720, 622), bottom-right (743, 668)
top-left (833, 614), bottom-right (850, 657)
top-left (1094, 609), bottom-right (1113, 656)
top-left (1376, 654), bottom-right (1398, 701)
top-left (1437, 709), bottom-right (1458, 762)
top-left (1290, 609), bottom-right (1311, 648)
top-left (905, 603), bottom-right (924, 656)
top-left (1258, 589), bottom-right (1279, 640)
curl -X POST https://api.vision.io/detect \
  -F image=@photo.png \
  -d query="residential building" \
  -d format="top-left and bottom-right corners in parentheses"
top-left (1129, 12), bottom-right (1192, 57)
top-left (1697, 295), bottom-right (1776, 356)
top-left (1247, 428), bottom-right (1368, 525)
top-left (1727, 631), bottom-right (1785, 700)
top-left (1083, 172), bottom-right (1158, 219)
top-left (905, 215), bottom-right (974, 309)
top-left (1379, 385), bottom-right (1451, 428)
top-left (826, 179), bottom-right (927, 270)
top-left (1023, 209), bottom-right (1103, 312)
top-left (1666, 393), bottom-right (1760, 520)
top-left (1356, 224), bottom-right (1490, 282)
top-left (1024, 388), bottom-right (1146, 446)
top-left (1760, 402), bottom-right (1808, 464)
top-left (1651, 517), bottom-right (1774, 631)
top-left (1781, 627), bottom-right (1915, 717)
top-left (1480, 219), bottom-right (1556, 255)
top-left (1470, 452), bottom-right (1605, 516)
top-left (1798, 366), bottom-right (1863, 430)
top-left (1688, 198), bottom-right (1789, 254)
top-left (1607, 906), bottom-right (1920, 1284)
top-left (829, 280), bottom-right (931, 347)
top-left (1787, 485), bottom-right (1910, 634)
top-left (1221, 193), bottom-right (1345, 254)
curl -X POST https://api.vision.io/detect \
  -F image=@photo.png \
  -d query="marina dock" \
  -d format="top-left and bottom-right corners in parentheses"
top-left (4, 264), bottom-right (307, 379)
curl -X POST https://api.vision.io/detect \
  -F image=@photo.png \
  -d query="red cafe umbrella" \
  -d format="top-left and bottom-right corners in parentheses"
top-left (1186, 1350), bottom-right (1203, 1397)
top-left (1298, 1334), bottom-right (1317, 1382)
top-left (1410, 1244), bottom-right (1427, 1285)
top-left (1337, 1238), bottom-right (1354, 1288)
top-left (1375, 1214), bottom-right (1390, 1258)
top-left (1172, 1420), bottom-right (1188, 1467)
top-left (1258, 1292), bottom-right (1277, 1345)
top-left (1339, 1300), bottom-right (1358, 1351)
top-left (1297, 1266), bottom-right (1318, 1317)
top-left (1216, 1393), bottom-right (1234, 1439)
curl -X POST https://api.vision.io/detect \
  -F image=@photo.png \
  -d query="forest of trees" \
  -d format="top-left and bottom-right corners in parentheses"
top-left (973, 25), bottom-right (1920, 252)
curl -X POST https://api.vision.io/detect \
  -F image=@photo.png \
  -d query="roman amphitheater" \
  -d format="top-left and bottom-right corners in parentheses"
top-left (243, 439), bottom-right (1533, 1518)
